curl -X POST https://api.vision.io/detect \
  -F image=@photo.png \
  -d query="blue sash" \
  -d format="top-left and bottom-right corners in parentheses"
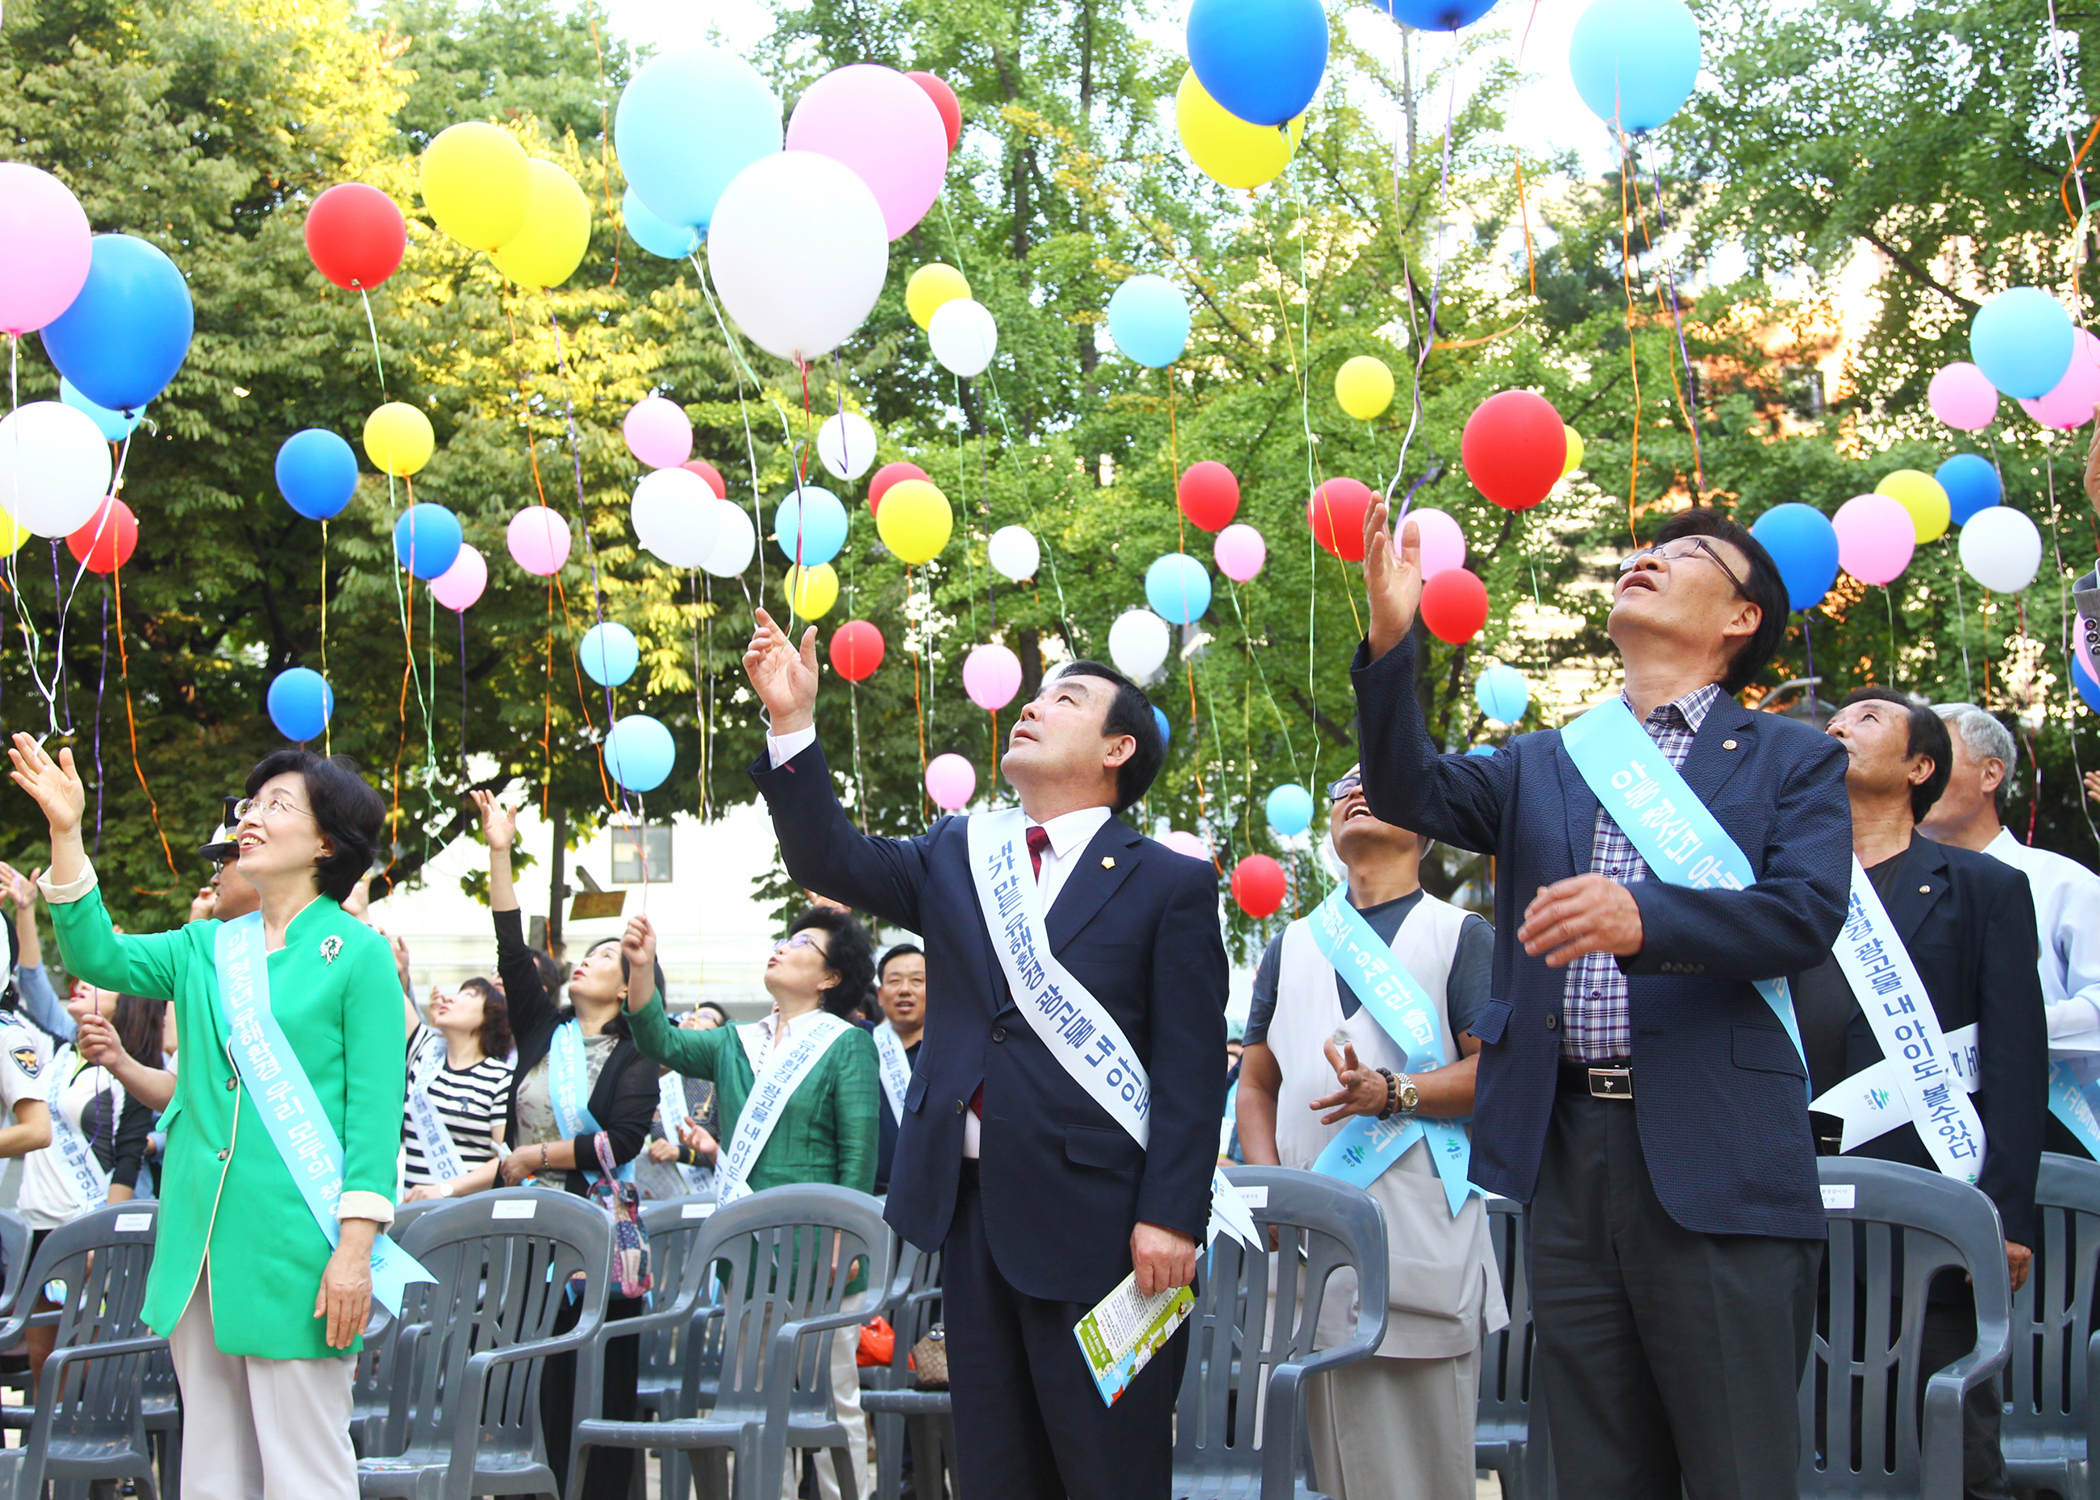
top-left (550, 1019), bottom-right (632, 1183)
top-left (1303, 888), bottom-right (1474, 1216)
top-left (213, 913), bottom-right (433, 1314)
top-left (2050, 1063), bottom-right (2100, 1157)
top-left (1559, 697), bottom-right (1807, 1068)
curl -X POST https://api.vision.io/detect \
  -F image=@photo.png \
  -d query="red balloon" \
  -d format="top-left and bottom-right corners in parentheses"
top-left (907, 71), bottom-right (962, 152)
top-left (1231, 855), bottom-right (1288, 919)
top-left (682, 459), bottom-right (727, 499)
top-left (1461, 389), bottom-right (1566, 511)
top-left (1420, 568), bottom-right (1489, 644)
top-left (1307, 478), bottom-right (1374, 561)
top-left (869, 461), bottom-right (930, 515)
top-left (65, 497), bottom-right (138, 575)
top-left (304, 182), bottom-right (407, 291)
top-left (830, 620), bottom-right (886, 682)
top-left (1178, 461), bottom-right (1240, 531)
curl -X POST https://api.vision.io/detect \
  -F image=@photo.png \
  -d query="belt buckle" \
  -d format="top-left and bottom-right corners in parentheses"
top-left (1588, 1067), bottom-right (1633, 1101)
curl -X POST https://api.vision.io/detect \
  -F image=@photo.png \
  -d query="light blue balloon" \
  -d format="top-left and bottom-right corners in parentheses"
top-left (1474, 664), bottom-right (1531, 724)
top-left (1937, 454), bottom-right (2002, 526)
top-left (392, 503), bottom-right (463, 581)
top-left (621, 188), bottom-right (700, 260)
top-left (580, 621), bottom-right (641, 687)
top-left (614, 48), bottom-right (783, 232)
top-left (1187, 0), bottom-right (1328, 127)
top-left (266, 667), bottom-right (334, 742)
top-left (1970, 287), bottom-right (2074, 400)
top-left (1107, 275), bottom-right (1191, 369)
top-left (774, 485), bottom-right (848, 568)
top-left (1153, 705), bottom-right (1171, 745)
top-left (1145, 552), bottom-right (1212, 625)
top-left (1466, 745), bottom-right (1498, 758)
top-left (1568, 0), bottom-right (1702, 135)
top-left (605, 713), bottom-right (677, 793)
top-left (59, 377), bottom-right (141, 442)
top-left (1265, 783), bottom-right (1315, 837)
top-left (1750, 502), bottom-right (1840, 612)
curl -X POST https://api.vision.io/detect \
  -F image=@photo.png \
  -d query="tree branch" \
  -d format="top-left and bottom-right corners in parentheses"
top-left (1857, 226), bottom-right (1979, 315)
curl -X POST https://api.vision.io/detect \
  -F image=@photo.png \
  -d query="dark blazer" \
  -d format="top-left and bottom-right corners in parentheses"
top-left (1352, 634), bottom-right (1853, 1240)
top-left (751, 740), bottom-right (1229, 1305)
top-left (1821, 835), bottom-right (2047, 1248)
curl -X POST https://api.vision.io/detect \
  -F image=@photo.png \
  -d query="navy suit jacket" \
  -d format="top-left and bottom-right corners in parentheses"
top-left (750, 741), bottom-right (1229, 1304)
top-left (1352, 635), bottom-right (1853, 1240)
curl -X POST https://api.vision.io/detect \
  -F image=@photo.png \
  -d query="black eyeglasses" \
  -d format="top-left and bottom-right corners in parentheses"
top-left (1326, 771), bottom-right (1364, 802)
top-left (1618, 538), bottom-right (1750, 598)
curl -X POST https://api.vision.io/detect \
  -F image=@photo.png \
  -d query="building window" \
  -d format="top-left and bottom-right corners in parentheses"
top-left (610, 824), bottom-right (673, 884)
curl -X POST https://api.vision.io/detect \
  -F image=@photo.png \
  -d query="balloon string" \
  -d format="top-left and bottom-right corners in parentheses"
top-left (458, 607), bottom-right (468, 775)
top-left (502, 304), bottom-right (552, 509)
top-left (1949, 539), bottom-right (1974, 700)
top-left (360, 288), bottom-right (388, 398)
top-left (546, 311), bottom-right (623, 770)
top-left (1226, 578), bottom-right (1301, 786)
top-left (1634, 157), bottom-right (1706, 502)
top-left (553, 571), bottom-right (619, 810)
top-left (93, 581), bottom-right (106, 862)
top-left (1803, 613), bottom-right (1819, 729)
top-left (1511, 0), bottom-right (1543, 300)
top-left (50, 433), bottom-right (137, 734)
top-left (1983, 590), bottom-right (1994, 705)
top-left (692, 571), bottom-right (712, 822)
top-left (108, 564), bottom-right (176, 888)
top-left (1615, 129), bottom-right (1645, 546)
top-left (844, 562), bottom-right (868, 822)
top-left (585, 12), bottom-right (621, 292)
top-left (694, 253), bottom-right (799, 604)
top-left (953, 371), bottom-right (976, 639)
top-left (1884, 583), bottom-right (1897, 687)
top-left (909, 564), bottom-right (927, 821)
top-left (1387, 68), bottom-right (1459, 500)
top-left (2043, 449), bottom-right (2100, 855)
top-left (543, 579), bottom-right (554, 817)
top-left (320, 519), bottom-right (331, 755)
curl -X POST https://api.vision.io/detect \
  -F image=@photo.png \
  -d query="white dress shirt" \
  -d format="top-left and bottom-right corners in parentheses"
top-left (1980, 827), bottom-right (2100, 1050)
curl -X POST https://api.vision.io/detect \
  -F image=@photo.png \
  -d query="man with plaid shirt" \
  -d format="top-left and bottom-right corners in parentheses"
top-left (1352, 503), bottom-right (1852, 1500)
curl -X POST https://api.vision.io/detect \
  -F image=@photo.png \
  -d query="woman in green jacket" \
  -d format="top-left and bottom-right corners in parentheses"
top-left (8, 735), bottom-right (403, 1500)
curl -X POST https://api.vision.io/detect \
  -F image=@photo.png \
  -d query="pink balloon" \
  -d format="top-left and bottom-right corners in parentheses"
top-left (507, 505), bottom-right (572, 576)
top-left (925, 752), bottom-right (977, 811)
top-left (1928, 362), bottom-right (1999, 432)
top-left (962, 643), bottom-right (1023, 711)
top-left (1160, 830), bottom-right (1209, 861)
top-left (1400, 506), bottom-right (1467, 578)
top-left (785, 64), bottom-right (949, 241)
top-left (0, 165), bottom-right (91, 337)
top-left (1833, 493), bottom-right (1916, 586)
top-left (623, 397), bottom-right (693, 470)
top-left (1214, 522), bottom-right (1266, 583)
top-left (430, 543), bottom-right (488, 611)
top-left (2020, 329), bottom-right (2100, 430)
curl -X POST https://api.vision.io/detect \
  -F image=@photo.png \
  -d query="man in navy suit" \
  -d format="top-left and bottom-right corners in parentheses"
top-left (741, 609), bottom-right (1227, 1500)
top-left (1352, 503), bottom-right (1853, 1500)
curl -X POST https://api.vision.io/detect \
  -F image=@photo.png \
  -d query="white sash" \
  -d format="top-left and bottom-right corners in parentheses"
top-left (1813, 1024), bottom-right (1979, 1151)
top-left (965, 807), bottom-right (1258, 1247)
top-left (47, 1049), bottom-right (110, 1212)
top-left (873, 1022), bottom-right (912, 1123)
top-left (405, 1031), bottom-right (467, 1185)
top-left (716, 1013), bottom-right (854, 1205)
top-left (656, 1071), bottom-right (709, 1194)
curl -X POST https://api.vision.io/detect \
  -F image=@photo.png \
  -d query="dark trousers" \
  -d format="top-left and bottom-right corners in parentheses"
top-left (941, 1162), bottom-right (1187, 1500)
top-left (542, 1290), bottom-right (642, 1500)
top-left (1920, 1288), bottom-right (2013, 1500)
top-left (1529, 1092), bottom-right (1824, 1500)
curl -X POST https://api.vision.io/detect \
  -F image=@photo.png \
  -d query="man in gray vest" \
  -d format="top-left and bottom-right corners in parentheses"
top-left (1236, 763), bottom-right (1505, 1500)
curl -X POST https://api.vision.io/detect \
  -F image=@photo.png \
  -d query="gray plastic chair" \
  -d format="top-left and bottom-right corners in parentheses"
top-left (1171, 1165), bottom-right (1388, 1500)
top-left (2004, 1152), bottom-right (2100, 1500)
top-left (633, 1196), bottom-right (725, 1499)
top-left (350, 1196), bottom-right (451, 1457)
top-left (356, 1187), bottom-right (612, 1500)
top-left (0, 1207), bottom-right (34, 1321)
top-left (861, 1240), bottom-right (954, 1500)
top-left (1803, 1157), bottom-right (2012, 1500)
top-left (1475, 1194), bottom-right (1550, 1500)
top-left (570, 1183), bottom-right (893, 1500)
top-left (142, 1345), bottom-right (181, 1500)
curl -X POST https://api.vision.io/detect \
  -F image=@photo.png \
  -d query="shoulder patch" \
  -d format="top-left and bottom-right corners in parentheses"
top-left (11, 1045), bottom-right (41, 1079)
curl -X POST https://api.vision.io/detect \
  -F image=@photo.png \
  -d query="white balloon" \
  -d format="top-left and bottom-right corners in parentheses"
top-left (1107, 608), bottom-right (1171, 680)
top-left (0, 401), bottom-right (112, 537)
top-left (1957, 504), bottom-right (2044, 593)
top-left (700, 497), bottom-right (758, 577)
top-left (928, 297), bottom-right (998, 377)
top-left (816, 411), bottom-right (879, 481)
top-left (987, 524), bottom-right (1040, 582)
top-left (707, 152), bottom-right (890, 363)
top-left (631, 467), bottom-right (722, 569)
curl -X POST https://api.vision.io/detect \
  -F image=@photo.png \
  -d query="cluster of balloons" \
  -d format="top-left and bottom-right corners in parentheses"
top-left (418, 124), bottom-right (592, 290)
top-left (1931, 288), bottom-right (2099, 434)
top-left (623, 398), bottom-right (759, 578)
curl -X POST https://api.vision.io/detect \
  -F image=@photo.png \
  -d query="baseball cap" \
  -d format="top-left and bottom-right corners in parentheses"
top-left (196, 794), bottom-right (242, 863)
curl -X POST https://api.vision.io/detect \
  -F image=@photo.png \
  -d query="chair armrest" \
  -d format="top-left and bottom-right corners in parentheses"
top-left (1921, 1369), bottom-right (1969, 1500)
top-left (2087, 1328), bottom-right (2100, 1478)
top-left (27, 1334), bottom-right (168, 1450)
top-left (454, 1319), bottom-right (605, 1482)
top-left (1259, 1362), bottom-right (1309, 1500)
top-left (756, 1305), bottom-right (873, 1495)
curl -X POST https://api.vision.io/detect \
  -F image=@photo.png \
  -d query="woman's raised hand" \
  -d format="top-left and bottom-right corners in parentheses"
top-left (621, 913), bottom-right (658, 1009)
top-left (7, 735), bottom-right (85, 837)
top-left (469, 790), bottom-right (517, 854)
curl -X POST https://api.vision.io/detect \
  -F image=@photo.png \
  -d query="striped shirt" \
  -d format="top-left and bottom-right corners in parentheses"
top-left (401, 1025), bottom-right (514, 1186)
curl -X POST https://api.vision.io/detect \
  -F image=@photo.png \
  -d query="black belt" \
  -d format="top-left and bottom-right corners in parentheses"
top-left (1558, 1059), bottom-right (1635, 1100)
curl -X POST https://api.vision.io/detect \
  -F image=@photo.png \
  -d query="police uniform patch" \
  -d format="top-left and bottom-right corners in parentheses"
top-left (11, 1046), bottom-right (40, 1079)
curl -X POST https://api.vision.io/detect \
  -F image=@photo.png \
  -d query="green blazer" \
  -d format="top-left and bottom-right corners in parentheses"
top-left (50, 881), bottom-right (404, 1359)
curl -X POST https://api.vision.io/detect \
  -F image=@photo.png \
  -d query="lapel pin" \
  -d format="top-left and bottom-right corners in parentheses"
top-left (1722, 739), bottom-right (1738, 750)
top-left (1101, 857), bottom-right (1115, 869)
top-left (320, 935), bottom-right (342, 964)
top-left (1919, 885), bottom-right (1931, 894)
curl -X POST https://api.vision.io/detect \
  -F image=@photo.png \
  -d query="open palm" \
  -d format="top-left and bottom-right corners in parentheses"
top-left (7, 735), bottom-right (84, 835)
top-left (743, 608), bottom-right (820, 733)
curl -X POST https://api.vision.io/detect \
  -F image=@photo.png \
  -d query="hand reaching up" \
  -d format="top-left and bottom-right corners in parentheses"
top-left (7, 735), bottom-right (84, 837)
top-left (622, 913), bottom-right (659, 1010)
top-left (469, 790), bottom-right (517, 854)
top-left (1362, 500), bottom-right (1425, 661)
top-left (743, 608), bottom-right (820, 736)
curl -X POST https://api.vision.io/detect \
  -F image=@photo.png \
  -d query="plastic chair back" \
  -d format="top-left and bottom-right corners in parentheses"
top-left (349, 1196), bottom-right (450, 1456)
top-left (637, 1195), bottom-right (720, 1418)
top-left (1475, 1195), bottom-right (1549, 1500)
top-left (0, 1207), bottom-right (33, 1320)
top-left (2003, 1152), bottom-right (2100, 1499)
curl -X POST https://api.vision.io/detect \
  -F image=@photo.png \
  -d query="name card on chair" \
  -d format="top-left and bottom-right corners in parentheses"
top-left (492, 1200), bottom-right (538, 1219)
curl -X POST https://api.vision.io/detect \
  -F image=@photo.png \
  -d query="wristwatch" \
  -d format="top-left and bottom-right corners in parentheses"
top-left (1394, 1072), bottom-right (1420, 1117)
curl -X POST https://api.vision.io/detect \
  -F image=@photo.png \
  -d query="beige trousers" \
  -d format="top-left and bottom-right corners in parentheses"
top-left (168, 1273), bottom-right (358, 1500)
top-left (784, 1289), bottom-right (870, 1500)
top-left (1305, 1345), bottom-right (1481, 1500)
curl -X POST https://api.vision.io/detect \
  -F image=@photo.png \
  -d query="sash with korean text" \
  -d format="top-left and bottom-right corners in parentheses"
top-left (873, 1022), bottom-right (912, 1124)
top-left (549, 1018), bottom-right (633, 1185)
top-left (715, 1013), bottom-right (854, 1205)
top-left (46, 1049), bottom-right (109, 1212)
top-left (405, 1030), bottom-right (467, 1186)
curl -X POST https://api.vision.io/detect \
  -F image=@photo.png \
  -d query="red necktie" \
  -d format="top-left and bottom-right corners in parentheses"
top-left (976, 825), bottom-right (1053, 1121)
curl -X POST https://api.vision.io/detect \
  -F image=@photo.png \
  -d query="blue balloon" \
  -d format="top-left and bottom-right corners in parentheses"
top-left (59, 377), bottom-right (141, 442)
top-left (605, 713), bottom-right (677, 792)
top-left (622, 188), bottom-right (700, 260)
top-left (1751, 502), bottom-right (1841, 613)
top-left (580, 622), bottom-right (641, 687)
top-left (275, 429), bottom-right (359, 520)
top-left (393, 502), bottom-right (463, 581)
top-left (774, 486), bottom-right (849, 568)
top-left (1937, 454), bottom-right (2002, 526)
top-left (267, 667), bottom-right (334, 742)
top-left (40, 234), bottom-right (194, 414)
top-left (1265, 783), bottom-right (1314, 837)
top-left (1466, 745), bottom-right (1498, 758)
top-left (2075, 653), bottom-right (2100, 715)
top-left (614, 48), bottom-right (783, 232)
top-left (1970, 287), bottom-right (2074, 401)
top-left (1187, 0), bottom-right (1328, 127)
top-left (1380, 0), bottom-right (1499, 28)
top-left (1145, 552), bottom-right (1213, 625)
top-left (1107, 275), bottom-right (1192, 369)
top-left (1153, 705), bottom-right (1171, 745)
top-left (1568, 0), bottom-right (1702, 134)
top-left (1474, 664), bottom-right (1531, 723)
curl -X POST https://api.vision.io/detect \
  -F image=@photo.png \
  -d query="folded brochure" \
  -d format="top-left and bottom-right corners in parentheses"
top-left (1073, 1270), bottom-right (1195, 1407)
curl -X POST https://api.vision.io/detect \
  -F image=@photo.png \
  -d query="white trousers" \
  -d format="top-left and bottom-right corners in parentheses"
top-left (168, 1273), bottom-right (358, 1500)
top-left (785, 1289), bottom-right (870, 1500)
top-left (1305, 1345), bottom-right (1481, 1500)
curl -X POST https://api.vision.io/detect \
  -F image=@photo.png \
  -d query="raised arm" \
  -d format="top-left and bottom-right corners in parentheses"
top-left (621, 915), bottom-right (730, 1079)
top-left (474, 792), bottom-right (557, 1042)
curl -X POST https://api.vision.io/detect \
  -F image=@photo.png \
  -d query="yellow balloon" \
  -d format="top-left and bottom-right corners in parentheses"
top-left (1334, 355), bottom-right (1394, 421)
top-left (0, 507), bottom-right (32, 553)
top-left (1175, 70), bottom-right (1304, 191)
top-left (875, 479), bottom-right (953, 564)
top-left (1561, 425), bottom-right (1585, 477)
top-left (907, 264), bottom-right (971, 331)
top-left (493, 160), bottom-right (592, 290)
top-left (785, 563), bottom-right (839, 619)
top-left (420, 122), bottom-right (532, 254)
top-left (1876, 468), bottom-right (1951, 544)
top-left (364, 402), bottom-right (436, 478)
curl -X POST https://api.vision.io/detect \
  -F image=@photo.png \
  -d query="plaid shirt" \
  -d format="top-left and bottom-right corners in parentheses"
top-left (1562, 683), bottom-right (1723, 1061)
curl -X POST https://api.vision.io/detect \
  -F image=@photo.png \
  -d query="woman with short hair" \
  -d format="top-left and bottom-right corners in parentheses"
top-left (400, 975), bottom-right (514, 1202)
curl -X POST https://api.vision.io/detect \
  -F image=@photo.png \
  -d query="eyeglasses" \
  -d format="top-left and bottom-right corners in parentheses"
top-left (772, 932), bottom-right (825, 956)
top-left (1617, 538), bottom-right (1750, 598)
top-left (233, 793), bottom-right (315, 824)
top-left (1326, 771), bottom-right (1364, 802)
